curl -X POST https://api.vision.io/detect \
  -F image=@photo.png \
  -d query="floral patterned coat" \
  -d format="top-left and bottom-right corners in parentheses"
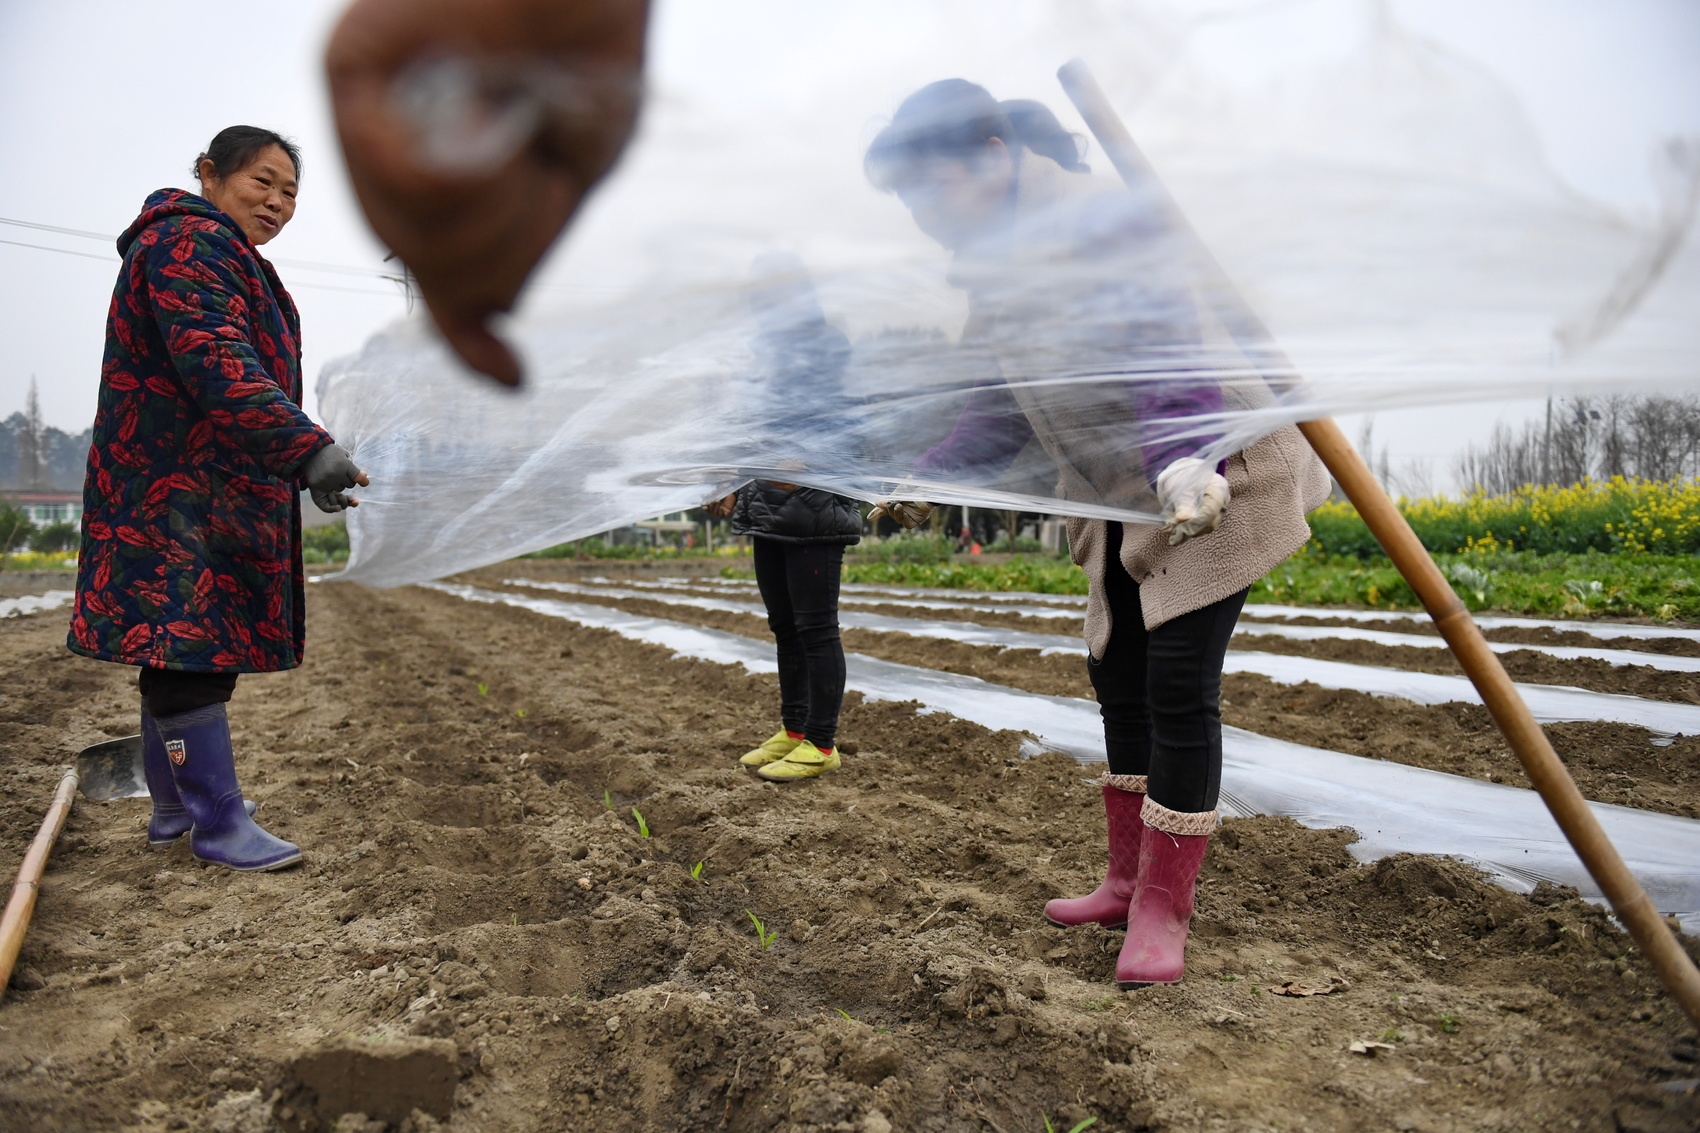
top-left (68, 189), bottom-right (335, 673)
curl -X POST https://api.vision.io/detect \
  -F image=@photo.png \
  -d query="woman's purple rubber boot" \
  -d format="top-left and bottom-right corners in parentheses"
top-left (155, 703), bottom-right (300, 871)
top-left (141, 704), bottom-right (254, 846)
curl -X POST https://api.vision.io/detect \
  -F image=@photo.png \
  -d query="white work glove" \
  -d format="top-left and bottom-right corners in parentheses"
top-left (868, 500), bottom-right (934, 529)
top-left (1156, 457), bottom-right (1230, 546)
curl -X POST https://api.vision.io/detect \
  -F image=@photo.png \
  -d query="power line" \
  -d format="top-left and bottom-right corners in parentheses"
top-left (0, 214), bottom-right (405, 282)
top-left (0, 237), bottom-right (115, 262)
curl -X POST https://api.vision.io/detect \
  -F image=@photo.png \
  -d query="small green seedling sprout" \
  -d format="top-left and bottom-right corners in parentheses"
top-left (1438, 1013), bottom-right (1460, 1034)
top-left (690, 861), bottom-right (705, 881)
top-left (510, 914), bottom-right (518, 927)
top-left (834, 1007), bottom-right (853, 1022)
top-left (746, 910), bottom-right (778, 950)
top-left (515, 708), bottom-right (526, 719)
top-left (1085, 996), bottom-right (1118, 1012)
top-left (1043, 1117), bottom-right (1097, 1133)
top-left (1217, 973), bottom-right (1239, 982)
top-left (631, 808), bottom-right (650, 838)
top-left (477, 682), bottom-right (489, 696)
top-left (603, 789), bottom-right (613, 810)
top-left (1381, 1028), bottom-right (1405, 1043)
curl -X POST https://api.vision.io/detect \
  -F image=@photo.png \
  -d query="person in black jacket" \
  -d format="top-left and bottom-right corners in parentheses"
top-left (707, 256), bottom-right (862, 782)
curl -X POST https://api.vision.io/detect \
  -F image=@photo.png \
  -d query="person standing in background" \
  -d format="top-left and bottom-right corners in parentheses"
top-left (708, 257), bottom-right (862, 783)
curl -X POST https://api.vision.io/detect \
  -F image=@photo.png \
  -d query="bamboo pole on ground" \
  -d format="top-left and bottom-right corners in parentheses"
top-left (0, 767), bottom-right (79, 998)
top-left (1057, 58), bottom-right (1700, 1029)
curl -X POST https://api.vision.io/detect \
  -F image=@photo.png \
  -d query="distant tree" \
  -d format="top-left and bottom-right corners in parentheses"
top-left (0, 500), bottom-right (33, 553)
top-left (17, 378), bottom-right (46, 491)
top-left (1457, 394), bottom-right (1700, 492)
top-left (28, 520), bottom-right (77, 554)
top-left (0, 399), bottom-right (93, 491)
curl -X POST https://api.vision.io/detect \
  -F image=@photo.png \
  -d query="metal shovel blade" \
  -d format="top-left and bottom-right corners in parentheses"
top-left (76, 735), bottom-right (149, 801)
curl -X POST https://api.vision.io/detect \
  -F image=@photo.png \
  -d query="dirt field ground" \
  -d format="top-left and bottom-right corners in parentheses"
top-left (2, 565), bottom-right (1698, 1132)
top-left (485, 565), bottom-right (1700, 820)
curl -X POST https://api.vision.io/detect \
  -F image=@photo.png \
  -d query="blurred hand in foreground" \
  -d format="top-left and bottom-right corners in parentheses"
top-left (326, 0), bottom-right (650, 386)
top-left (869, 500), bottom-right (934, 530)
top-left (1156, 457), bottom-right (1230, 546)
top-left (704, 493), bottom-right (738, 519)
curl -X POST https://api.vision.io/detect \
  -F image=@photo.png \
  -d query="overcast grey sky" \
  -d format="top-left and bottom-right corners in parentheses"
top-left (2, 0), bottom-right (1696, 488)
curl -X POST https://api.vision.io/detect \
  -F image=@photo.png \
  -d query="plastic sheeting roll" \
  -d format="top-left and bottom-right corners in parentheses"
top-left (321, 4), bottom-right (1700, 587)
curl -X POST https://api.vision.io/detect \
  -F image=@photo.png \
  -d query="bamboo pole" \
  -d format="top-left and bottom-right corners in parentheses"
top-left (1058, 58), bottom-right (1700, 1029)
top-left (0, 767), bottom-right (78, 999)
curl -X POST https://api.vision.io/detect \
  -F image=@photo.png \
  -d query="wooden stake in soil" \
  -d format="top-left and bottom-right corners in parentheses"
top-left (0, 767), bottom-right (78, 998)
top-left (1057, 57), bottom-right (1700, 1030)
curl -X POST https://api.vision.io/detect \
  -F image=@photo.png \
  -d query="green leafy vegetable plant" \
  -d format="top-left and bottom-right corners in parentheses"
top-left (746, 910), bottom-right (778, 950)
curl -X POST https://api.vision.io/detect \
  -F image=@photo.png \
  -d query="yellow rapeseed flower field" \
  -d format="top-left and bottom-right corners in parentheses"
top-left (1309, 476), bottom-right (1700, 557)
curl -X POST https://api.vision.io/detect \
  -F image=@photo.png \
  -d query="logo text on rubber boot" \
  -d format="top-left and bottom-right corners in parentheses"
top-left (165, 739), bottom-right (186, 766)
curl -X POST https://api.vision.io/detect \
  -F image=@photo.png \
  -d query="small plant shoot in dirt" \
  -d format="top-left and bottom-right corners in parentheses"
top-left (603, 788), bottom-right (612, 809)
top-left (1382, 1028), bottom-right (1405, 1043)
top-left (477, 681), bottom-right (489, 696)
top-left (1439, 1013), bottom-right (1461, 1034)
top-left (631, 807), bottom-right (649, 837)
top-left (834, 1007), bottom-right (853, 1022)
top-left (690, 861), bottom-right (705, 881)
top-left (746, 911), bottom-right (778, 950)
top-left (1043, 1117), bottom-right (1097, 1133)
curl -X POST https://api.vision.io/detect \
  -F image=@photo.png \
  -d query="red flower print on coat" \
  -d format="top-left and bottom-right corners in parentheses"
top-left (69, 189), bottom-right (335, 675)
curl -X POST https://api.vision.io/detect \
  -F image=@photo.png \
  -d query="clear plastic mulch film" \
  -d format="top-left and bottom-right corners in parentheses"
top-left (318, 3), bottom-right (1700, 587)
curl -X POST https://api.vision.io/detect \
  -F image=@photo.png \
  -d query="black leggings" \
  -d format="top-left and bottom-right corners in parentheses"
top-left (138, 668), bottom-right (239, 718)
top-left (752, 537), bottom-right (847, 750)
top-left (1086, 525), bottom-right (1245, 813)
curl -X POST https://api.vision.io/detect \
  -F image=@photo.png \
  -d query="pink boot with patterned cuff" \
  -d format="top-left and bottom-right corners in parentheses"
top-left (1116, 797), bottom-right (1216, 988)
top-left (1043, 773), bottom-right (1147, 930)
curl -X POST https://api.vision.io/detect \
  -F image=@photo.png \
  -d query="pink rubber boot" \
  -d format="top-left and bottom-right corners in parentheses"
top-left (1043, 774), bottom-right (1147, 930)
top-left (1116, 798), bottom-right (1215, 988)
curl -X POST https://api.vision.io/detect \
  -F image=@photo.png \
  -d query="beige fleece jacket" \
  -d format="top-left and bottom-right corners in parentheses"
top-left (954, 155), bottom-right (1330, 652)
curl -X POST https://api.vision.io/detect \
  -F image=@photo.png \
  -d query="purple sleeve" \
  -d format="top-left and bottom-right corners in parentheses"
top-left (1133, 376), bottom-right (1224, 484)
top-left (1087, 191), bottom-right (1228, 485)
top-left (913, 380), bottom-right (1035, 477)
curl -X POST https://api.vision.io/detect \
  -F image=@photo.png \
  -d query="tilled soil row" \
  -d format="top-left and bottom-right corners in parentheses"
top-left (476, 572), bottom-right (1700, 820)
top-left (0, 582), bottom-right (1697, 1133)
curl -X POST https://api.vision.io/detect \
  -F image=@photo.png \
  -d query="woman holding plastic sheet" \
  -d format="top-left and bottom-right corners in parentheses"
top-left (707, 256), bottom-right (862, 783)
top-left (69, 127), bottom-right (369, 871)
top-left (864, 82), bottom-right (1329, 987)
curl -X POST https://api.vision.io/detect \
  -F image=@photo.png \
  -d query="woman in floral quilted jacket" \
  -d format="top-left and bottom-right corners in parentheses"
top-left (69, 126), bottom-right (369, 871)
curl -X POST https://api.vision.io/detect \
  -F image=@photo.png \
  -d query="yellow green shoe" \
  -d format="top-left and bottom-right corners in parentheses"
top-left (756, 740), bottom-right (841, 782)
top-left (740, 730), bottom-right (802, 767)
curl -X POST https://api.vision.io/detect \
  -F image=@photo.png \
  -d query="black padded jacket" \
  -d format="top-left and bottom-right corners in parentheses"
top-left (731, 482), bottom-right (862, 546)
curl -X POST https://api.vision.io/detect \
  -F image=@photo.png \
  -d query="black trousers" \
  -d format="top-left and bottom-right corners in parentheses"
top-left (752, 537), bottom-right (847, 750)
top-left (1086, 525), bottom-right (1246, 813)
top-left (138, 668), bottom-right (239, 718)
